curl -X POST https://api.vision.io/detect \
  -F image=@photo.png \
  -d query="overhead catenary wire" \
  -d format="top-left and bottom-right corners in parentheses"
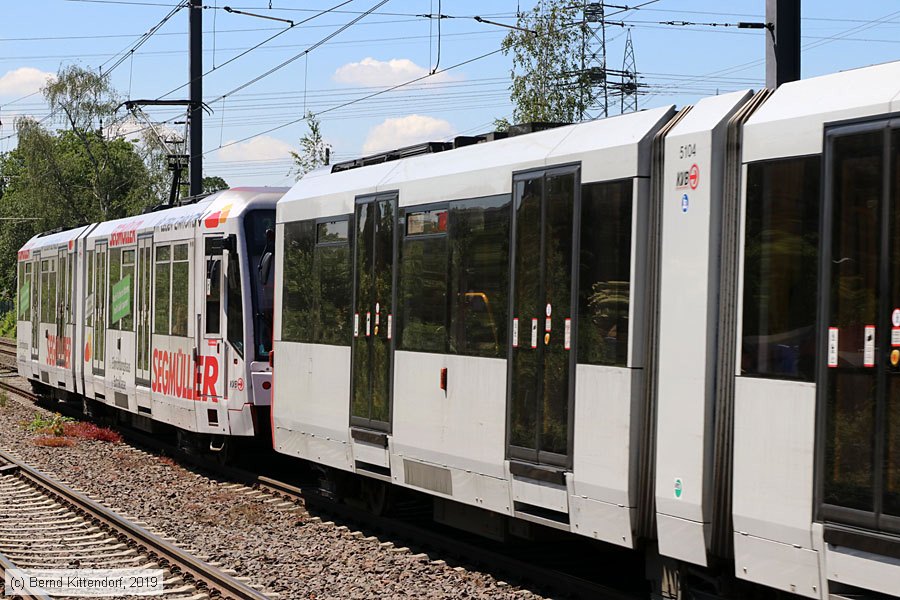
top-left (204, 45), bottom-right (505, 157)
top-left (206, 0), bottom-right (392, 105)
top-left (156, 0), bottom-right (357, 100)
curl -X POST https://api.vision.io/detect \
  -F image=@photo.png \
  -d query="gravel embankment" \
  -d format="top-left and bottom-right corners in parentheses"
top-left (0, 360), bottom-right (541, 599)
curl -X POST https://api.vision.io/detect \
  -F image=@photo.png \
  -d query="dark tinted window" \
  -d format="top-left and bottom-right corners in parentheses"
top-left (823, 132), bottom-right (881, 512)
top-left (400, 223), bottom-right (449, 353)
top-left (281, 218), bottom-right (352, 346)
top-left (449, 196), bottom-right (509, 357)
top-left (244, 210), bottom-right (276, 359)
top-left (316, 220), bottom-right (352, 346)
top-left (282, 220), bottom-right (315, 343)
top-left (741, 156), bottom-right (820, 381)
top-left (398, 196), bottom-right (511, 357)
top-left (578, 179), bottom-right (632, 366)
top-left (227, 253), bottom-right (244, 356)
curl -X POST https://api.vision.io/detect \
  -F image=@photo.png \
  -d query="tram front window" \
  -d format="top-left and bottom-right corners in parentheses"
top-left (244, 210), bottom-right (276, 361)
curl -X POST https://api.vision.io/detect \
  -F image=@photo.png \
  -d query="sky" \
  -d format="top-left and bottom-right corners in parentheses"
top-left (1, 0), bottom-right (899, 188)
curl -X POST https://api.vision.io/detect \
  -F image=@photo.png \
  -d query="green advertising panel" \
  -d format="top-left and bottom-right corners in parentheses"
top-left (111, 276), bottom-right (132, 324)
top-left (18, 280), bottom-right (29, 318)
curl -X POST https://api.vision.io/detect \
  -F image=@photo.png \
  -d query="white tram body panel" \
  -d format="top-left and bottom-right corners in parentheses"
top-left (655, 90), bottom-right (754, 566)
top-left (733, 63), bottom-right (900, 598)
top-left (16, 226), bottom-right (92, 394)
top-left (274, 106), bottom-right (677, 549)
top-left (17, 188), bottom-right (286, 438)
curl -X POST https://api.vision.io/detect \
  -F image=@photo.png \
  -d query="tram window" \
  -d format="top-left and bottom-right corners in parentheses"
top-left (448, 196), bottom-right (510, 358)
top-left (85, 251), bottom-right (94, 327)
top-left (121, 249), bottom-right (135, 331)
top-left (318, 220), bottom-right (349, 243)
top-left (108, 249), bottom-right (121, 330)
top-left (282, 220), bottom-right (316, 343)
top-left (226, 253), bottom-right (244, 356)
top-left (578, 180), bottom-right (633, 367)
top-left (316, 221), bottom-right (351, 346)
top-left (400, 221), bottom-right (449, 353)
top-left (25, 262), bottom-right (33, 322)
top-left (741, 156), bottom-right (820, 381)
top-left (171, 244), bottom-right (189, 337)
top-left (398, 197), bottom-right (511, 357)
top-left (17, 263), bottom-right (26, 320)
top-left (407, 209), bottom-right (448, 235)
top-left (58, 254), bottom-right (67, 325)
top-left (154, 246), bottom-right (171, 335)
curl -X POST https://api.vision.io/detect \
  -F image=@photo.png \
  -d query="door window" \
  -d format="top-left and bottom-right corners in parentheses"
top-left (351, 195), bottom-right (396, 430)
top-left (819, 123), bottom-right (900, 534)
top-left (508, 167), bottom-right (579, 465)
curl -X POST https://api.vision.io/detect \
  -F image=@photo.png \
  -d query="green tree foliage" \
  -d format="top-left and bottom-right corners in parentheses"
top-left (501, 0), bottom-right (594, 124)
top-left (202, 176), bottom-right (229, 194)
top-left (0, 66), bottom-right (161, 301)
top-left (290, 112), bottom-right (331, 179)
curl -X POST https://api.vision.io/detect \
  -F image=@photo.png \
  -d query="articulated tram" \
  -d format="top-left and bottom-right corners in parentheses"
top-left (270, 61), bottom-right (900, 598)
top-left (16, 59), bottom-right (900, 598)
top-left (16, 188), bottom-right (287, 445)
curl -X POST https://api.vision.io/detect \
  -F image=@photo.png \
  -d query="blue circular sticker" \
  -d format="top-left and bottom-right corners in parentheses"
top-left (681, 193), bottom-right (689, 213)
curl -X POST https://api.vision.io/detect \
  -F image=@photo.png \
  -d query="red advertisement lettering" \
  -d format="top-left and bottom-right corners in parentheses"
top-left (151, 348), bottom-right (196, 401)
top-left (151, 349), bottom-right (219, 400)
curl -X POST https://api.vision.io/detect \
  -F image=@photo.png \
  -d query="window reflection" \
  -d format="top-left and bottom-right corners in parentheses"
top-left (741, 157), bottom-right (820, 380)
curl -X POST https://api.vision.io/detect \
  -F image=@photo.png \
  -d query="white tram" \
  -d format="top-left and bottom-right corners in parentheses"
top-left (16, 187), bottom-right (287, 441)
top-left (271, 61), bottom-right (900, 598)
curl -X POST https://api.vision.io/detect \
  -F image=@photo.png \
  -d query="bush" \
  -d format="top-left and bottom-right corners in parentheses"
top-left (25, 412), bottom-right (73, 436)
top-left (0, 310), bottom-right (14, 339)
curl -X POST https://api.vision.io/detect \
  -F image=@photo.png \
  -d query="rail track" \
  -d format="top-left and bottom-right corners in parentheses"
top-left (0, 337), bottom-right (17, 359)
top-left (0, 446), bottom-right (271, 599)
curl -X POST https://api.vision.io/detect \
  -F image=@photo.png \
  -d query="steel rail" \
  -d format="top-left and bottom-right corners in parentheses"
top-left (0, 551), bottom-right (53, 600)
top-left (0, 448), bottom-right (270, 600)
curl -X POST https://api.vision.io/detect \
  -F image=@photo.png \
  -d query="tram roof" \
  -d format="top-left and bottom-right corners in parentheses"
top-left (279, 105), bottom-right (676, 222)
top-left (19, 187), bottom-right (287, 254)
top-left (744, 59), bottom-right (900, 163)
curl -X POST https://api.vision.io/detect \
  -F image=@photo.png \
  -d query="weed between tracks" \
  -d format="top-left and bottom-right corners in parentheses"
top-left (23, 411), bottom-right (122, 446)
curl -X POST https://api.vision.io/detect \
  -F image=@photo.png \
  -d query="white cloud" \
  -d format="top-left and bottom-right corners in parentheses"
top-left (217, 135), bottom-right (294, 162)
top-left (362, 115), bottom-right (455, 154)
top-left (0, 67), bottom-right (56, 97)
top-left (333, 57), bottom-right (454, 87)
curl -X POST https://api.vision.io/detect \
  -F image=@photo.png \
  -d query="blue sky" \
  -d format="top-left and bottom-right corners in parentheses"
top-left (1, 0), bottom-right (899, 188)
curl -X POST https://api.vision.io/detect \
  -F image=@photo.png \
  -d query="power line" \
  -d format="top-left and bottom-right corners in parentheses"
top-left (156, 0), bottom-right (358, 100)
top-left (207, 0), bottom-right (391, 104)
top-left (203, 46), bottom-right (505, 157)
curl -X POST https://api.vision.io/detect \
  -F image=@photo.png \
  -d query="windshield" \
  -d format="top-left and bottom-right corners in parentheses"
top-left (243, 209), bottom-right (276, 361)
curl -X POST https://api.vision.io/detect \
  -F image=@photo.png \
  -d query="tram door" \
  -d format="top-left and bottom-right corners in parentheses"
top-left (507, 166), bottom-right (580, 467)
top-left (93, 243), bottom-right (107, 376)
top-left (30, 252), bottom-right (39, 362)
top-left (197, 236), bottom-right (227, 432)
top-left (135, 236), bottom-right (152, 384)
top-left (350, 194), bottom-right (397, 432)
top-left (56, 247), bottom-right (68, 367)
top-left (819, 123), bottom-right (900, 530)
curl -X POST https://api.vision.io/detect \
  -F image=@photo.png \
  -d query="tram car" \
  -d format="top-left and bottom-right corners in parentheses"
top-left (16, 187), bottom-right (287, 447)
top-left (271, 60), bottom-right (900, 598)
